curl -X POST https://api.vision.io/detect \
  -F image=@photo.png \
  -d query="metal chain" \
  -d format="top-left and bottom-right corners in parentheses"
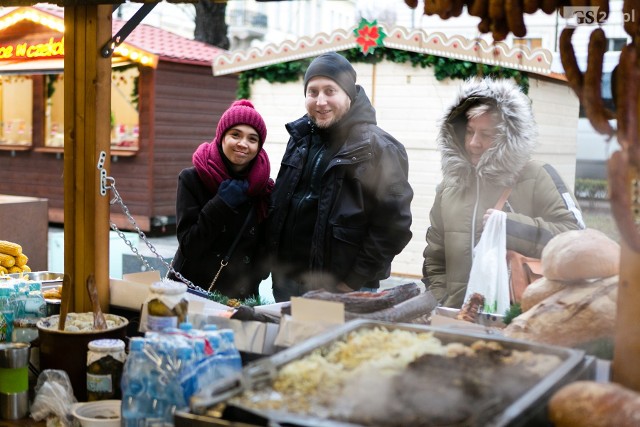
top-left (104, 175), bottom-right (215, 298)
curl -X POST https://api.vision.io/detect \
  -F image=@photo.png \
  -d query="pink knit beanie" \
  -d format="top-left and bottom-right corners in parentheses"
top-left (214, 99), bottom-right (267, 147)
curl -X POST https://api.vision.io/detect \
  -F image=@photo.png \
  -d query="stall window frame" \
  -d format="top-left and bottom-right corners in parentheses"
top-left (0, 73), bottom-right (35, 151)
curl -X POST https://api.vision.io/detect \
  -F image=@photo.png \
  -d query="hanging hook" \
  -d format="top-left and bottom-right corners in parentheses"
top-left (97, 151), bottom-right (109, 196)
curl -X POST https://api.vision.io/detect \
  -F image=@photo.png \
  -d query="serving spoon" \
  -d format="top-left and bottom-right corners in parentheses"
top-left (86, 274), bottom-right (107, 330)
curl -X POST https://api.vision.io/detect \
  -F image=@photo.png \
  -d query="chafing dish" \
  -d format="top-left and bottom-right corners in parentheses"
top-left (175, 319), bottom-right (594, 427)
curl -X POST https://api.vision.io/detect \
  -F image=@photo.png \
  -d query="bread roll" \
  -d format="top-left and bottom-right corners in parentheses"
top-left (542, 228), bottom-right (620, 281)
top-left (503, 275), bottom-right (617, 347)
top-left (520, 277), bottom-right (566, 312)
top-left (549, 381), bottom-right (640, 427)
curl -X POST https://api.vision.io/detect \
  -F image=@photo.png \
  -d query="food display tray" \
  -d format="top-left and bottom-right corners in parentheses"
top-left (176, 319), bottom-right (593, 427)
top-left (3, 271), bottom-right (64, 289)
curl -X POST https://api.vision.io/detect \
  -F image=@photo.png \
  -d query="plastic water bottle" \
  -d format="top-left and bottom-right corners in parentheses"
top-left (216, 329), bottom-right (242, 378)
top-left (193, 339), bottom-right (206, 361)
top-left (121, 337), bottom-right (151, 427)
top-left (192, 330), bottom-right (219, 386)
top-left (176, 346), bottom-right (197, 401)
top-left (178, 322), bottom-right (193, 333)
top-left (141, 337), bottom-right (188, 425)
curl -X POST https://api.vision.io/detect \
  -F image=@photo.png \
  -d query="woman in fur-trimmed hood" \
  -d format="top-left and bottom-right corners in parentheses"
top-left (422, 78), bottom-right (585, 309)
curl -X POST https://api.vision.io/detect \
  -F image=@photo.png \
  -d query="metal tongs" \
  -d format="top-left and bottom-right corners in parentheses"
top-left (190, 358), bottom-right (278, 415)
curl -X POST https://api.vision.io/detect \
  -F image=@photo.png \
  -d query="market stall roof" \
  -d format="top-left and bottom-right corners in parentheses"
top-left (1, 0), bottom-right (197, 4)
top-left (0, 5), bottom-right (225, 73)
top-left (212, 24), bottom-right (557, 78)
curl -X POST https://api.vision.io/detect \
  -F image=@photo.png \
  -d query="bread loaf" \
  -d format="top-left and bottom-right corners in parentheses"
top-left (549, 381), bottom-right (640, 427)
top-left (542, 228), bottom-right (620, 281)
top-left (520, 277), bottom-right (566, 312)
top-left (503, 275), bottom-right (617, 347)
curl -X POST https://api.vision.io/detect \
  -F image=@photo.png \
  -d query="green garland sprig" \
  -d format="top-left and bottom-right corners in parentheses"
top-left (236, 46), bottom-right (529, 99)
top-left (207, 290), bottom-right (273, 307)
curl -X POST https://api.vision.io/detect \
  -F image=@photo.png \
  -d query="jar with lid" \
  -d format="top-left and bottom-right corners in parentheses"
top-left (86, 338), bottom-right (126, 401)
top-left (11, 318), bottom-right (38, 343)
top-left (144, 280), bottom-right (188, 332)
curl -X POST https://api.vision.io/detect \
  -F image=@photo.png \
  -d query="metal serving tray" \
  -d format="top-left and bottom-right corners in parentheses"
top-left (435, 306), bottom-right (507, 328)
top-left (178, 319), bottom-right (592, 427)
top-left (3, 271), bottom-right (64, 290)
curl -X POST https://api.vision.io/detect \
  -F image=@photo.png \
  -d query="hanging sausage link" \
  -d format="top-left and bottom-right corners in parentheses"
top-left (583, 28), bottom-right (615, 136)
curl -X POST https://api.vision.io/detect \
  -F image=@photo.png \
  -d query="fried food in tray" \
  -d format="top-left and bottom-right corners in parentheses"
top-left (186, 320), bottom-right (589, 427)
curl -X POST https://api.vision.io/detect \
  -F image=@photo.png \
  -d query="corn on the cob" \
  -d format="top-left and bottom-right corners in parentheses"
top-left (0, 253), bottom-right (15, 268)
top-left (21, 265), bottom-right (31, 273)
top-left (0, 240), bottom-right (21, 257)
top-left (15, 253), bottom-right (28, 267)
top-left (0, 266), bottom-right (7, 275)
top-left (8, 266), bottom-right (22, 274)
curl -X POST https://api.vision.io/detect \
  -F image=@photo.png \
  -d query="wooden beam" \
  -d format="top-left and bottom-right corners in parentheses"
top-left (63, 4), bottom-right (112, 313)
top-left (612, 169), bottom-right (640, 390)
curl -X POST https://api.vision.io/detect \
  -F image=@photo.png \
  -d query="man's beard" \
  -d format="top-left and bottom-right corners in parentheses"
top-left (310, 108), bottom-right (348, 129)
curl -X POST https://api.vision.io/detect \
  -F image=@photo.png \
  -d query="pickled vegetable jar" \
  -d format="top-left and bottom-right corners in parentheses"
top-left (86, 338), bottom-right (126, 401)
top-left (145, 280), bottom-right (188, 332)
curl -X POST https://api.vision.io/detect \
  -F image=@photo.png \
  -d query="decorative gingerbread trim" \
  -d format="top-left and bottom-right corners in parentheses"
top-left (212, 24), bottom-right (553, 76)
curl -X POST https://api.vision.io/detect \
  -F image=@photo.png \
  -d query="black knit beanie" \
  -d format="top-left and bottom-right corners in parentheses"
top-left (303, 52), bottom-right (357, 102)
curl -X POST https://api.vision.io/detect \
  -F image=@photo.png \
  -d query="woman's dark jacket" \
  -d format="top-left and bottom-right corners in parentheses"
top-left (267, 86), bottom-right (414, 296)
top-left (168, 167), bottom-right (268, 299)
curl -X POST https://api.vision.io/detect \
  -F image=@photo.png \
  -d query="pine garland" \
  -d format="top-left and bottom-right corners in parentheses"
top-left (236, 46), bottom-right (529, 99)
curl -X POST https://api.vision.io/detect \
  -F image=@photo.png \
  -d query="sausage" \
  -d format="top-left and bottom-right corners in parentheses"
top-left (478, 16), bottom-right (492, 33)
top-left (623, 0), bottom-right (639, 37)
top-left (591, 0), bottom-right (609, 21)
top-left (608, 151), bottom-right (640, 252)
top-left (614, 44), bottom-right (636, 152)
top-left (540, 0), bottom-right (558, 14)
top-left (506, 0), bottom-right (527, 37)
top-left (436, 0), bottom-right (453, 19)
top-left (424, 0), bottom-right (439, 15)
top-left (491, 16), bottom-right (510, 41)
top-left (450, 0), bottom-right (466, 17)
top-left (469, 0), bottom-right (490, 17)
top-left (456, 292), bottom-right (485, 322)
top-left (523, 0), bottom-right (540, 14)
top-left (489, 0), bottom-right (506, 20)
top-left (583, 28), bottom-right (615, 136)
top-left (559, 27), bottom-right (584, 101)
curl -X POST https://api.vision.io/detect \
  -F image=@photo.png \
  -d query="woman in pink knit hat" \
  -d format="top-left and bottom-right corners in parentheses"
top-left (168, 99), bottom-right (273, 300)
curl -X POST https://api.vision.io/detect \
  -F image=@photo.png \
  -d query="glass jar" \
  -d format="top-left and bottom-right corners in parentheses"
top-left (86, 338), bottom-right (126, 401)
top-left (146, 281), bottom-right (188, 332)
top-left (11, 318), bottom-right (38, 343)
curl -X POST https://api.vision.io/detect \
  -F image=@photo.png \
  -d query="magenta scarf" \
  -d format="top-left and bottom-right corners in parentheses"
top-left (192, 141), bottom-right (273, 221)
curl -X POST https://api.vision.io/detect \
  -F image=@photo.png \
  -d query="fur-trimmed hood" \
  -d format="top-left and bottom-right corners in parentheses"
top-left (438, 78), bottom-right (537, 188)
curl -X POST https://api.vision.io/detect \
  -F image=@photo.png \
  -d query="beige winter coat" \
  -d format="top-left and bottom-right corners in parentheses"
top-left (422, 79), bottom-right (585, 308)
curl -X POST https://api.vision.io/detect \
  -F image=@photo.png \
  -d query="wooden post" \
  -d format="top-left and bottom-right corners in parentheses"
top-left (612, 170), bottom-right (640, 390)
top-left (63, 5), bottom-right (112, 313)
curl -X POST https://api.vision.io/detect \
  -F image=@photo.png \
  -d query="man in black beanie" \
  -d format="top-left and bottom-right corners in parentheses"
top-left (267, 51), bottom-right (414, 302)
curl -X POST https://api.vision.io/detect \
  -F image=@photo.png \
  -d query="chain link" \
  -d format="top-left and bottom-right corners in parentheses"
top-left (104, 175), bottom-right (215, 298)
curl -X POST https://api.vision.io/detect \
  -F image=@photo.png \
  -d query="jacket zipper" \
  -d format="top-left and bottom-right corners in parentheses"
top-left (471, 178), bottom-right (481, 252)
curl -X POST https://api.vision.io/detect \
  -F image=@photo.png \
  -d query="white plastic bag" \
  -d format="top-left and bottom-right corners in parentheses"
top-left (30, 370), bottom-right (77, 427)
top-left (462, 210), bottom-right (510, 315)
